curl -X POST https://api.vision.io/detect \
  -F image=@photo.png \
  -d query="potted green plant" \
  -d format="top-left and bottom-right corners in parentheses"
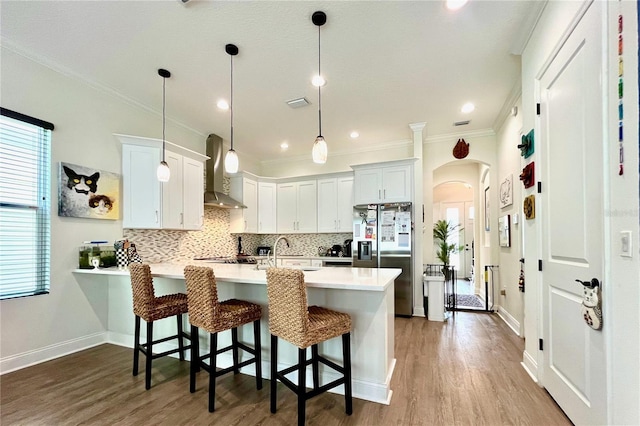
top-left (433, 219), bottom-right (464, 281)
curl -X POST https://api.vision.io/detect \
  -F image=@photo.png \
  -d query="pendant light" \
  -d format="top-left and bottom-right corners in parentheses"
top-left (312, 11), bottom-right (328, 164)
top-left (224, 44), bottom-right (239, 174)
top-left (156, 68), bottom-right (171, 182)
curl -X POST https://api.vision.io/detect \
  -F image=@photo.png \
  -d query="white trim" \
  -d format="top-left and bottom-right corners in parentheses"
top-left (0, 39), bottom-right (205, 138)
top-left (0, 332), bottom-right (106, 375)
top-left (521, 350), bottom-right (540, 384)
top-left (496, 305), bottom-right (522, 336)
top-left (424, 128), bottom-right (496, 145)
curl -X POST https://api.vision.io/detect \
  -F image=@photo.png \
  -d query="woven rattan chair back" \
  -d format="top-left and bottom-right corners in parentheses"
top-left (183, 265), bottom-right (221, 331)
top-left (129, 263), bottom-right (158, 321)
top-left (265, 267), bottom-right (309, 348)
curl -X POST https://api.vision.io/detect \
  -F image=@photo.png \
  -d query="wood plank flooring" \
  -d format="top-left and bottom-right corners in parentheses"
top-left (1, 312), bottom-right (571, 425)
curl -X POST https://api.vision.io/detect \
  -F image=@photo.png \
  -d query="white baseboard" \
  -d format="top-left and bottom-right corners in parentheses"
top-left (413, 306), bottom-right (426, 317)
top-left (496, 305), bottom-right (521, 336)
top-left (0, 332), bottom-right (107, 375)
top-left (521, 350), bottom-right (539, 384)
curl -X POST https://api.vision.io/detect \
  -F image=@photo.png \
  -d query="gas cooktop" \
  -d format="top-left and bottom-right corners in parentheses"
top-left (194, 255), bottom-right (257, 264)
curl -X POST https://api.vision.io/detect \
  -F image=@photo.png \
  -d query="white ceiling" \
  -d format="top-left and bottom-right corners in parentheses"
top-left (1, 0), bottom-right (540, 163)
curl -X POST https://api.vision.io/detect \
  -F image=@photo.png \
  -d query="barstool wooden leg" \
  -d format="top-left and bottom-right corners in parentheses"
top-left (342, 332), bottom-right (353, 415)
top-left (145, 321), bottom-right (153, 390)
top-left (254, 320), bottom-right (262, 390)
top-left (297, 347), bottom-right (306, 426)
top-left (190, 325), bottom-right (199, 393)
top-left (231, 327), bottom-right (239, 374)
top-left (133, 315), bottom-right (141, 376)
top-left (177, 314), bottom-right (185, 361)
top-left (270, 335), bottom-right (277, 413)
top-left (311, 344), bottom-right (319, 390)
top-left (209, 332), bottom-right (218, 413)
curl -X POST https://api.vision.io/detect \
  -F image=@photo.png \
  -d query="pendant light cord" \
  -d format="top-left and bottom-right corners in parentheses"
top-left (162, 75), bottom-right (166, 162)
top-left (230, 52), bottom-right (234, 150)
top-left (318, 23), bottom-right (322, 136)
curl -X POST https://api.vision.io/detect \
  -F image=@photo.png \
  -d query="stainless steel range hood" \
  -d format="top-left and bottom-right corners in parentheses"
top-left (204, 133), bottom-right (246, 208)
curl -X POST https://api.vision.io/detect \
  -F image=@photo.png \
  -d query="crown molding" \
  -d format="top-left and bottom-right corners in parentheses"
top-left (1, 38), bottom-right (205, 137)
top-left (424, 128), bottom-right (495, 145)
top-left (492, 78), bottom-right (523, 133)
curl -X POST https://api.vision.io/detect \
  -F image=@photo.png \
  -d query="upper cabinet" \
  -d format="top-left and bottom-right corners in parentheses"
top-left (317, 176), bottom-right (353, 233)
top-left (118, 134), bottom-right (207, 230)
top-left (277, 180), bottom-right (317, 233)
top-left (229, 176), bottom-right (258, 233)
top-left (257, 181), bottom-right (277, 234)
top-left (353, 161), bottom-right (414, 204)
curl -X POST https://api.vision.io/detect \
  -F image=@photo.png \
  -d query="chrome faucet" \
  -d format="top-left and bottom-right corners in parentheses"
top-left (271, 236), bottom-right (290, 268)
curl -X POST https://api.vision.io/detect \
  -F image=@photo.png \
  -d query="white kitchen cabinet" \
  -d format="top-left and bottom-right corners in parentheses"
top-left (317, 176), bottom-right (353, 233)
top-left (230, 177), bottom-right (258, 233)
top-left (258, 181), bottom-right (277, 234)
top-left (160, 150), bottom-right (204, 230)
top-left (122, 143), bottom-right (162, 229)
top-left (280, 258), bottom-right (311, 267)
top-left (277, 180), bottom-right (317, 233)
top-left (353, 163), bottom-right (412, 204)
top-left (118, 134), bottom-right (207, 230)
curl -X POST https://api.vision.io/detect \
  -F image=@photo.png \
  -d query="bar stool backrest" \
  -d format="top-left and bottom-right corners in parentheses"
top-left (129, 263), bottom-right (157, 320)
top-left (265, 267), bottom-right (309, 348)
top-left (183, 265), bottom-right (220, 331)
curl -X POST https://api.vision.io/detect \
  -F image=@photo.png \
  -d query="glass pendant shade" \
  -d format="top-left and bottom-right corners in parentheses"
top-left (224, 148), bottom-right (239, 174)
top-left (157, 161), bottom-right (171, 182)
top-left (312, 136), bottom-right (327, 164)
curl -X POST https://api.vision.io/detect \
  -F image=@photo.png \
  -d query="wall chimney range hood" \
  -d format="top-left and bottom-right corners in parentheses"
top-left (204, 133), bottom-right (246, 208)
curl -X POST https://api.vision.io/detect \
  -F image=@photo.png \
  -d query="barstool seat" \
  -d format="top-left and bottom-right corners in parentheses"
top-left (184, 265), bottom-right (263, 413)
top-left (266, 267), bottom-right (353, 426)
top-left (129, 263), bottom-right (191, 390)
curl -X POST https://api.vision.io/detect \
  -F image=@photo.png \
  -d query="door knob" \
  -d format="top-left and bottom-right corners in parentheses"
top-left (575, 278), bottom-right (600, 288)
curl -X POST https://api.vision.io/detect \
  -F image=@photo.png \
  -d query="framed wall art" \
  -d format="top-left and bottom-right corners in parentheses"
top-left (499, 174), bottom-right (513, 208)
top-left (499, 214), bottom-right (511, 247)
top-left (58, 162), bottom-right (120, 220)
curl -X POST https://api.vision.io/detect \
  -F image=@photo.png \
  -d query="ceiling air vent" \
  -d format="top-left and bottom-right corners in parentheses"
top-left (454, 120), bottom-right (471, 126)
top-left (286, 97), bottom-right (310, 109)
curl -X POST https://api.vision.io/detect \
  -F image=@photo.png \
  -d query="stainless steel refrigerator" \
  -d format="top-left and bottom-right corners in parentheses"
top-left (352, 203), bottom-right (413, 316)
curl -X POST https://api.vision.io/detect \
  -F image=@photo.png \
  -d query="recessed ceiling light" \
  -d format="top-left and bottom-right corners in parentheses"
top-left (311, 75), bottom-right (326, 87)
top-left (350, 131), bottom-right (359, 139)
top-left (280, 142), bottom-right (289, 150)
top-left (446, 0), bottom-right (469, 11)
top-left (461, 102), bottom-right (475, 113)
top-left (217, 99), bottom-right (229, 110)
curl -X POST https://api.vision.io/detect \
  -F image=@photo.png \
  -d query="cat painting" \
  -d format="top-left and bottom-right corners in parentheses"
top-left (58, 162), bottom-right (119, 220)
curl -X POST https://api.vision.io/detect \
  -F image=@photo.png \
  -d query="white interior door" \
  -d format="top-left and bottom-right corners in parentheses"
top-left (539, 3), bottom-right (606, 424)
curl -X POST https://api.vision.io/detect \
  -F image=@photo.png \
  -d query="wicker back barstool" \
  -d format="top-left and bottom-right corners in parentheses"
top-left (129, 263), bottom-right (191, 390)
top-left (265, 267), bottom-right (353, 426)
top-left (183, 265), bottom-right (263, 413)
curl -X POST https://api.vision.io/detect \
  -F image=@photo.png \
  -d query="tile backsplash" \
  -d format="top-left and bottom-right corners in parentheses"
top-left (124, 206), bottom-right (352, 263)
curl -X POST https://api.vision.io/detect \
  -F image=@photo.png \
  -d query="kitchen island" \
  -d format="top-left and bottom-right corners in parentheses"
top-left (73, 263), bottom-right (400, 404)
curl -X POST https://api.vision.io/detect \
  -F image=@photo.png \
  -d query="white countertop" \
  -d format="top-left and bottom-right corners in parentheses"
top-left (73, 262), bottom-right (399, 292)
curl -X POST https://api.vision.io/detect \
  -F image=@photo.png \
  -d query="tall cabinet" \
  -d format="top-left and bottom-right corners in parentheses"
top-left (317, 175), bottom-right (354, 233)
top-left (117, 134), bottom-right (207, 230)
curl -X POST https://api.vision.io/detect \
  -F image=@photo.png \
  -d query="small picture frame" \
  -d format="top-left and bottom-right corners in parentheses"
top-left (484, 187), bottom-right (490, 231)
top-left (499, 214), bottom-right (511, 247)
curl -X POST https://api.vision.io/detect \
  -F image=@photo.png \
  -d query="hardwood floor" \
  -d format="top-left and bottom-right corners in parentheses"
top-left (1, 313), bottom-right (571, 425)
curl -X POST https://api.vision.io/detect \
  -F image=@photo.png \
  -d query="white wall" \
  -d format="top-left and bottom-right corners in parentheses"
top-left (0, 47), bottom-right (206, 371)
top-left (521, 1), bottom-right (640, 424)
top-left (494, 96), bottom-right (524, 335)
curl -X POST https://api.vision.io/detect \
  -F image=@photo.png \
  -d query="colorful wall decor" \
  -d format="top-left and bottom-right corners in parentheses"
top-left (519, 162), bottom-right (535, 189)
top-left (58, 162), bottom-right (120, 220)
top-left (617, 11), bottom-right (624, 175)
top-left (518, 129), bottom-right (535, 158)
top-left (523, 195), bottom-right (535, 220)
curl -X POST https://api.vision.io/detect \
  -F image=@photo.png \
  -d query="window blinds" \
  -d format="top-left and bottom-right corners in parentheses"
top-left (0, 110), bottom-right (52, 300)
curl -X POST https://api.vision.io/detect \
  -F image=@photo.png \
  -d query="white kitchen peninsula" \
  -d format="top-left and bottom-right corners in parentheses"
top-left (73, 263), bottom-right (400, 404)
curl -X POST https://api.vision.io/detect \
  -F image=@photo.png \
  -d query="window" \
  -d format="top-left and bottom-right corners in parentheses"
top-left (0, 108), bottom-right (54, 300)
